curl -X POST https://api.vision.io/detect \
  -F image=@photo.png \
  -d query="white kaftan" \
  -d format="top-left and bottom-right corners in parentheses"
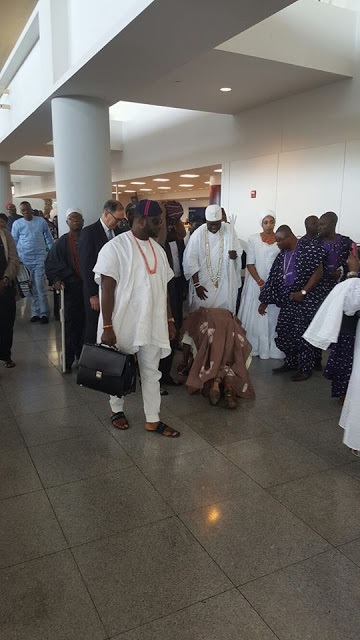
top-left (238, 234), bottom-right (283, 359)
top-left (304, 278), bottom-right (360, 451)
top-left (183, 222), bottom-right (242, 312)
top-left (338, 280), bottom-right (360, 450)
top-left (93, 231), bottom-right (174, 357)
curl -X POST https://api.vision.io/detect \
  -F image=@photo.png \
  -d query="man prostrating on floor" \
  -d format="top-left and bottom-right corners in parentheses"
top-left (93, 199), bottom-right (180, 438)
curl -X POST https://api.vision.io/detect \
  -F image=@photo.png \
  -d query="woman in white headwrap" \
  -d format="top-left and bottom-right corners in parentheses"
top-left (238, 210), bottom-right (283, 360)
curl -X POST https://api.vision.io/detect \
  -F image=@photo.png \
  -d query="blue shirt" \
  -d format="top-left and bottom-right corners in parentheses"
top-left (12, 216), bottom-right (54, 264)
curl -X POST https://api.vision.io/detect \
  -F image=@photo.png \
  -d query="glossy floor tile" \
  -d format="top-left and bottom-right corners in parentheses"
top-left (240, 550), bottom-right (360, 640)
top-left (114, 589), bottom-right (277, 640)
top-left (218, 432), bottom-right (330, 488)
top-left (270, 468), bottom-right (360, 545)
top-left (0, 551), bottom-right (106, 640)
top-left (72, 517), bottom-right (231, 637)
top-left (181, 491), bottom-right (330, 585)
top-left (2, 311), bottom-right (360, 639)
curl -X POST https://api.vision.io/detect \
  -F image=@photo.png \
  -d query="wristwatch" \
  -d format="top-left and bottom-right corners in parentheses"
top-left (301, 289), bottom-right (307, 296)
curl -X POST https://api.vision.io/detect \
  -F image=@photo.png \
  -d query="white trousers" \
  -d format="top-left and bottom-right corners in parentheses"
top-left (109, 345), bottom-right (162, 423)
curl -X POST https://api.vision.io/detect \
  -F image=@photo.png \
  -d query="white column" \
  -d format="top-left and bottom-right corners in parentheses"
top-left (0, 162), bottom-right (12, 213)
top-left (51, 96), bottom-right (112, 235)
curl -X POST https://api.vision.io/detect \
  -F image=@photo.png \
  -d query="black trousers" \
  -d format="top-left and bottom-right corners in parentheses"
top-left (83, 303), bottom-right (99, 345)
top-left (65, 285), bottom-right (85, 368)
top-left (0, 285), bottom-right (16, 361)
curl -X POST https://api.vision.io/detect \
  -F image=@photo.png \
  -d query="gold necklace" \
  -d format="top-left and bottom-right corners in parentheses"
top-left (205, 227), bottom-right (224, 289)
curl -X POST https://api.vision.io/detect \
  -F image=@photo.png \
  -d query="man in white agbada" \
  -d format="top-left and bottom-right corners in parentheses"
top-left (183, 204), bottom-right (243, 312)
top-left (304, 264), bottom-right (360, 456)
top-left (93, 199), bottom-right (180, 438)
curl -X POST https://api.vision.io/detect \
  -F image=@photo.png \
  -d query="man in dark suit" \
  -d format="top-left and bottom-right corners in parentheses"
top-left (79, 199), bottom-right (124, 343)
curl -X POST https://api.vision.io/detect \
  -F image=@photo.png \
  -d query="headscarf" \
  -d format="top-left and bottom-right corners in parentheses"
top-left (259, 210), bottom-right (276, 226)
top-left (66, 208), bottom-right (83, 219)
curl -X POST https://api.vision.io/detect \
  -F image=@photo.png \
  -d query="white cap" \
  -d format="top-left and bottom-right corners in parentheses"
top-left (66, 208), bottom-right (83, 219)
top-left (205, 204), bottom-right (222, 222)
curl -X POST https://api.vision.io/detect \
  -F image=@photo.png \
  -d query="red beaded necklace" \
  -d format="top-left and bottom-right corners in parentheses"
top-left (132, 232), bottom-right (157, 275)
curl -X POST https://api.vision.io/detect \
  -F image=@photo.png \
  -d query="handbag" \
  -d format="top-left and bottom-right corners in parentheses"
top-left (77, 343), bottom-right (137, 397)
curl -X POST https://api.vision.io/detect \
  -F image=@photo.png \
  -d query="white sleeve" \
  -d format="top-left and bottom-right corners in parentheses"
top-left (182, 230), bottom-right (201, 281)
top-left (344, 278), bottom-right (360, 316)
top-left (93, 241), bottom-right (120, 285)
top-left (246, 236), bottom-right (256, 265)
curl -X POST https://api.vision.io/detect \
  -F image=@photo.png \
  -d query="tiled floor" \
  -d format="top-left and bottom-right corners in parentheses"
top-left (1, 302), bottom-right (360, 639)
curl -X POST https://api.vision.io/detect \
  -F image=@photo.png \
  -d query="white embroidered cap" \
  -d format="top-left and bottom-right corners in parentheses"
top-left (205, 204), bottom-right (222, 222)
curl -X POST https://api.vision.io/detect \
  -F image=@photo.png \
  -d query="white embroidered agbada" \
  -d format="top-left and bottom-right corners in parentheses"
top-left (93, 231), bottom-right (173, 357)
top-left (238, 233), bottom-right (283, 359)
top-left (304, 278), bottom-right (360, 450)
top-left (183, 222), bottom-right (242, 312)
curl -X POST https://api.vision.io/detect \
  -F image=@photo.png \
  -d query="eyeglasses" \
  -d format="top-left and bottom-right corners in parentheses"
top-left (107, 210), bottom-right (124, 222)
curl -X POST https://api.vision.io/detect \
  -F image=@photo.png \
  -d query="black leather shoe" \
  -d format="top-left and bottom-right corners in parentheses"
top-left (292, 371), bottom-right (312, 382)
top-left (30, 316), bottom-right (40, 323)
top-left (40, 316), bottom-right (49, 324)
top-left (272, 364), bottom-right (295, 375)
top-left (161, 376), bottom-right (182, 386)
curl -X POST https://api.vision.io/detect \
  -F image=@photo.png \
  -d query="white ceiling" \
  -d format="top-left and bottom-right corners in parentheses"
top-left (128, 49), bottom-right (344, 115)
top-left (110, 164), bottom-right (221, 198)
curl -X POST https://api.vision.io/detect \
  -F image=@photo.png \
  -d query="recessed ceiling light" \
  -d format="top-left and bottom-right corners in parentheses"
top-left (140, 188), bottom-right (152, 192)
top-left (204, 181), bottom-right (210, 184)
top-left (158, 186), bottom-right (171, 190)
top-left (124, 190), bottom-right (136, 193)
top-left (179, 184), bottom-right (194, 188)
top-left (117, 184), bottom-right (126, 187)
top-left (131, 181), bottom-right (146, 185)
top-left (214, 169), bottom-right (222, 173)
top-left (153, 178), bottom-right (169, 182)
top-left (180, 174), bottom-right (199, 178)
top-left (220, 87), bottom-right (232, 92)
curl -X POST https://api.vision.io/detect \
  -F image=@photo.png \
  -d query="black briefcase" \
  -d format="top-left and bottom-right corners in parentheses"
top-left (77, 344), bottom-right (137, 397)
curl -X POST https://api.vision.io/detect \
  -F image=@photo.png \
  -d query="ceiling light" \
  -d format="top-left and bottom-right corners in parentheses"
top-left (158, 186), bottom-right (171, 190)
top-left (153, 178), bottom-right (169, 182)
top-left (180, 174), bottom-right (199, 178)
top-left (131, 181), bottom-right (146, 185)
top-left (179, 184), bottom-right (194, 188)
top-left (214, 169), bottom-right (222, 173)
top-left (220, 87), bottom-right (232, 92)
top-left (190, 198), bottom-right (197, 201)
top-left (124, 190), bottom-right (136, 193)
top-left (140, 188), bottom-right (152, 192)
top-left (204, 181), bottom-right (210, 184)
top-left (117, 184), bottom-right (126, 187)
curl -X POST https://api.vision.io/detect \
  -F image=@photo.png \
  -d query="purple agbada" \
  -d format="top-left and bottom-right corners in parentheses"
top-left (259, 242), bottom-right (327, 374)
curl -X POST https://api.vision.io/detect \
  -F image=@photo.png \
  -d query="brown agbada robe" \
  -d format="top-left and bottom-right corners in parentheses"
top-left (182, 307), bottom-right (255, 399)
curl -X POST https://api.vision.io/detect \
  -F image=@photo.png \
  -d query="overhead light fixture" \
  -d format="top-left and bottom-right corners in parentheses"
top-left (153, 178), bottom-right (169, 182)
top-left (131, 181), bottom-right (146, 185)
top-left (124, 189), bottom-right (136, 193)
top-left (190, 198), bottom-right (197, 201)
top-left (180, 173), bottom-right (199, 178)
top-left (179, 184), bottom-right (194, 188)
top-left (220, 87), bottom-right (232, 92)
top-left (214, 169), bottom-right (222, 173)
top-left (204, 181), bottom-right (210, 184)
top-left (158, 186), bottom-right (171, 190)
top-left (140, 188), bottom-right (152, 192)
top-left (117, 184), bottom-right (127, 187)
